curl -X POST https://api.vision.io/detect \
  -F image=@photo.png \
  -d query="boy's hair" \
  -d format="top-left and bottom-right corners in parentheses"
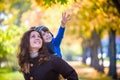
top-left (35, 25), bottom-right (53, 37)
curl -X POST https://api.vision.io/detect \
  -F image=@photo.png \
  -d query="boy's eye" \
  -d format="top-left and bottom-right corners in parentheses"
top-left (46, 31), bottom-right (50, 33)
top-left (42, 33), bottom-right (45, 36)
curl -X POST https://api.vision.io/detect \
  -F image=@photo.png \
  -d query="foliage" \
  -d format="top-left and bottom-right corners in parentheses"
top-left (0, 25), bottom-right (27, 67)
top-left (34, 0), bottom-right (68, 7)
top-left (0, 0), bottom-right (31, 13)
top-left (0, 0), bottom-right (31, 25)
top-left (66, 0), bottom-right (120, 39)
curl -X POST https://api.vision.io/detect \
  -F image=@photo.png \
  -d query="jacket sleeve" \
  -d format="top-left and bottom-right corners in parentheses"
top-left (53, 26), bottom-right (65, 46)
top-left (52, 55), bottom-right (78, 80)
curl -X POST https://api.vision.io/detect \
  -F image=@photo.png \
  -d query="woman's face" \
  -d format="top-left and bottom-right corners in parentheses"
top-left (29, 31), bottom-right (43, 51)
top-left (41, 31), bottom-right (52, 42)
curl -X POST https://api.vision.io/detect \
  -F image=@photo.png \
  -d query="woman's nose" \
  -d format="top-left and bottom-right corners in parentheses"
top-left (35, 36), bottom-right (40, 39)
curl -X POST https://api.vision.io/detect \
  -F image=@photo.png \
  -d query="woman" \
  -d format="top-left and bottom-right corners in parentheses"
top-left (17, 29), bottom-right (78, 80)
top-left (35, 12), bottom-right (70, 58)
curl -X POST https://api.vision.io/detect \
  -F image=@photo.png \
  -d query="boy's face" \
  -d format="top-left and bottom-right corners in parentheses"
top-left (41, 31), bottom-right (52, 42)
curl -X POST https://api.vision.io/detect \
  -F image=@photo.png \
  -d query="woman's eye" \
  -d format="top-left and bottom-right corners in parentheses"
top-left (31, 35), bottom-right (35, 38)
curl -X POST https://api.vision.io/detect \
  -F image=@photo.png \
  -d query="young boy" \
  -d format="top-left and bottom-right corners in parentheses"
top-left (35, 12), bottom-right (70, 58)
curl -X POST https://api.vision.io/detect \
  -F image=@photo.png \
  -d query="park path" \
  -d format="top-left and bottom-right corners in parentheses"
top-left (67, 61), bottom-right (120, 79)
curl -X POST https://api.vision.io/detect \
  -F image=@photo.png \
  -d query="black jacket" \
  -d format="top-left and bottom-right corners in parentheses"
top-left (23, 55), bottom-right (78, 80)
top-left (45, 42), bottom-right (55, 54)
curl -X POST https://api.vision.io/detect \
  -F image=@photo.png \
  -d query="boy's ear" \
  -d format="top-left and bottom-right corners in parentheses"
top-left (50, 32), bottom-right (53, 37)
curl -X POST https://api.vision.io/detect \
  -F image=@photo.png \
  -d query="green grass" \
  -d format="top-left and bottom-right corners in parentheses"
top-left (0, 71), bottom-right (24, 80)
top-left (0, 67), bottom-right (24, 80)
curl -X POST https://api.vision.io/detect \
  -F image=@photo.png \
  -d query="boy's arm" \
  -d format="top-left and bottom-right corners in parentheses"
top-left (54, 12), bottom-right (71, 46)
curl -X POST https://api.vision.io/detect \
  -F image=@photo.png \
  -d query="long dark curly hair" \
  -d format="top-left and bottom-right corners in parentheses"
top-left (17, 29), bottom-right (50, 73)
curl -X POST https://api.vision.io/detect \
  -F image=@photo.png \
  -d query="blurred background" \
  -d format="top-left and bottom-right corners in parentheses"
top-left (0, 0), bottom-right (120, 80)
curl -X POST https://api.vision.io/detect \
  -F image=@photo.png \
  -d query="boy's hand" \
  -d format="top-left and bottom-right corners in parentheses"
top-left (61, 12), bottom-right (71, 27)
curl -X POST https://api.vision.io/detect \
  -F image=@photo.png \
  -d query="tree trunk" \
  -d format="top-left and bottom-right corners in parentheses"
top-left (98, 32), bottom-right (104, 73)
top-left (90, 42), bottom-right (100, 70)
top-left (108, 29), bottom-right (117, 79)
top-left (81, 50), bottom-right (87, 64)
top-left (90, 30), bottom-right (101, 71)
top-left (82, 39), bottom-right (90, 64)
